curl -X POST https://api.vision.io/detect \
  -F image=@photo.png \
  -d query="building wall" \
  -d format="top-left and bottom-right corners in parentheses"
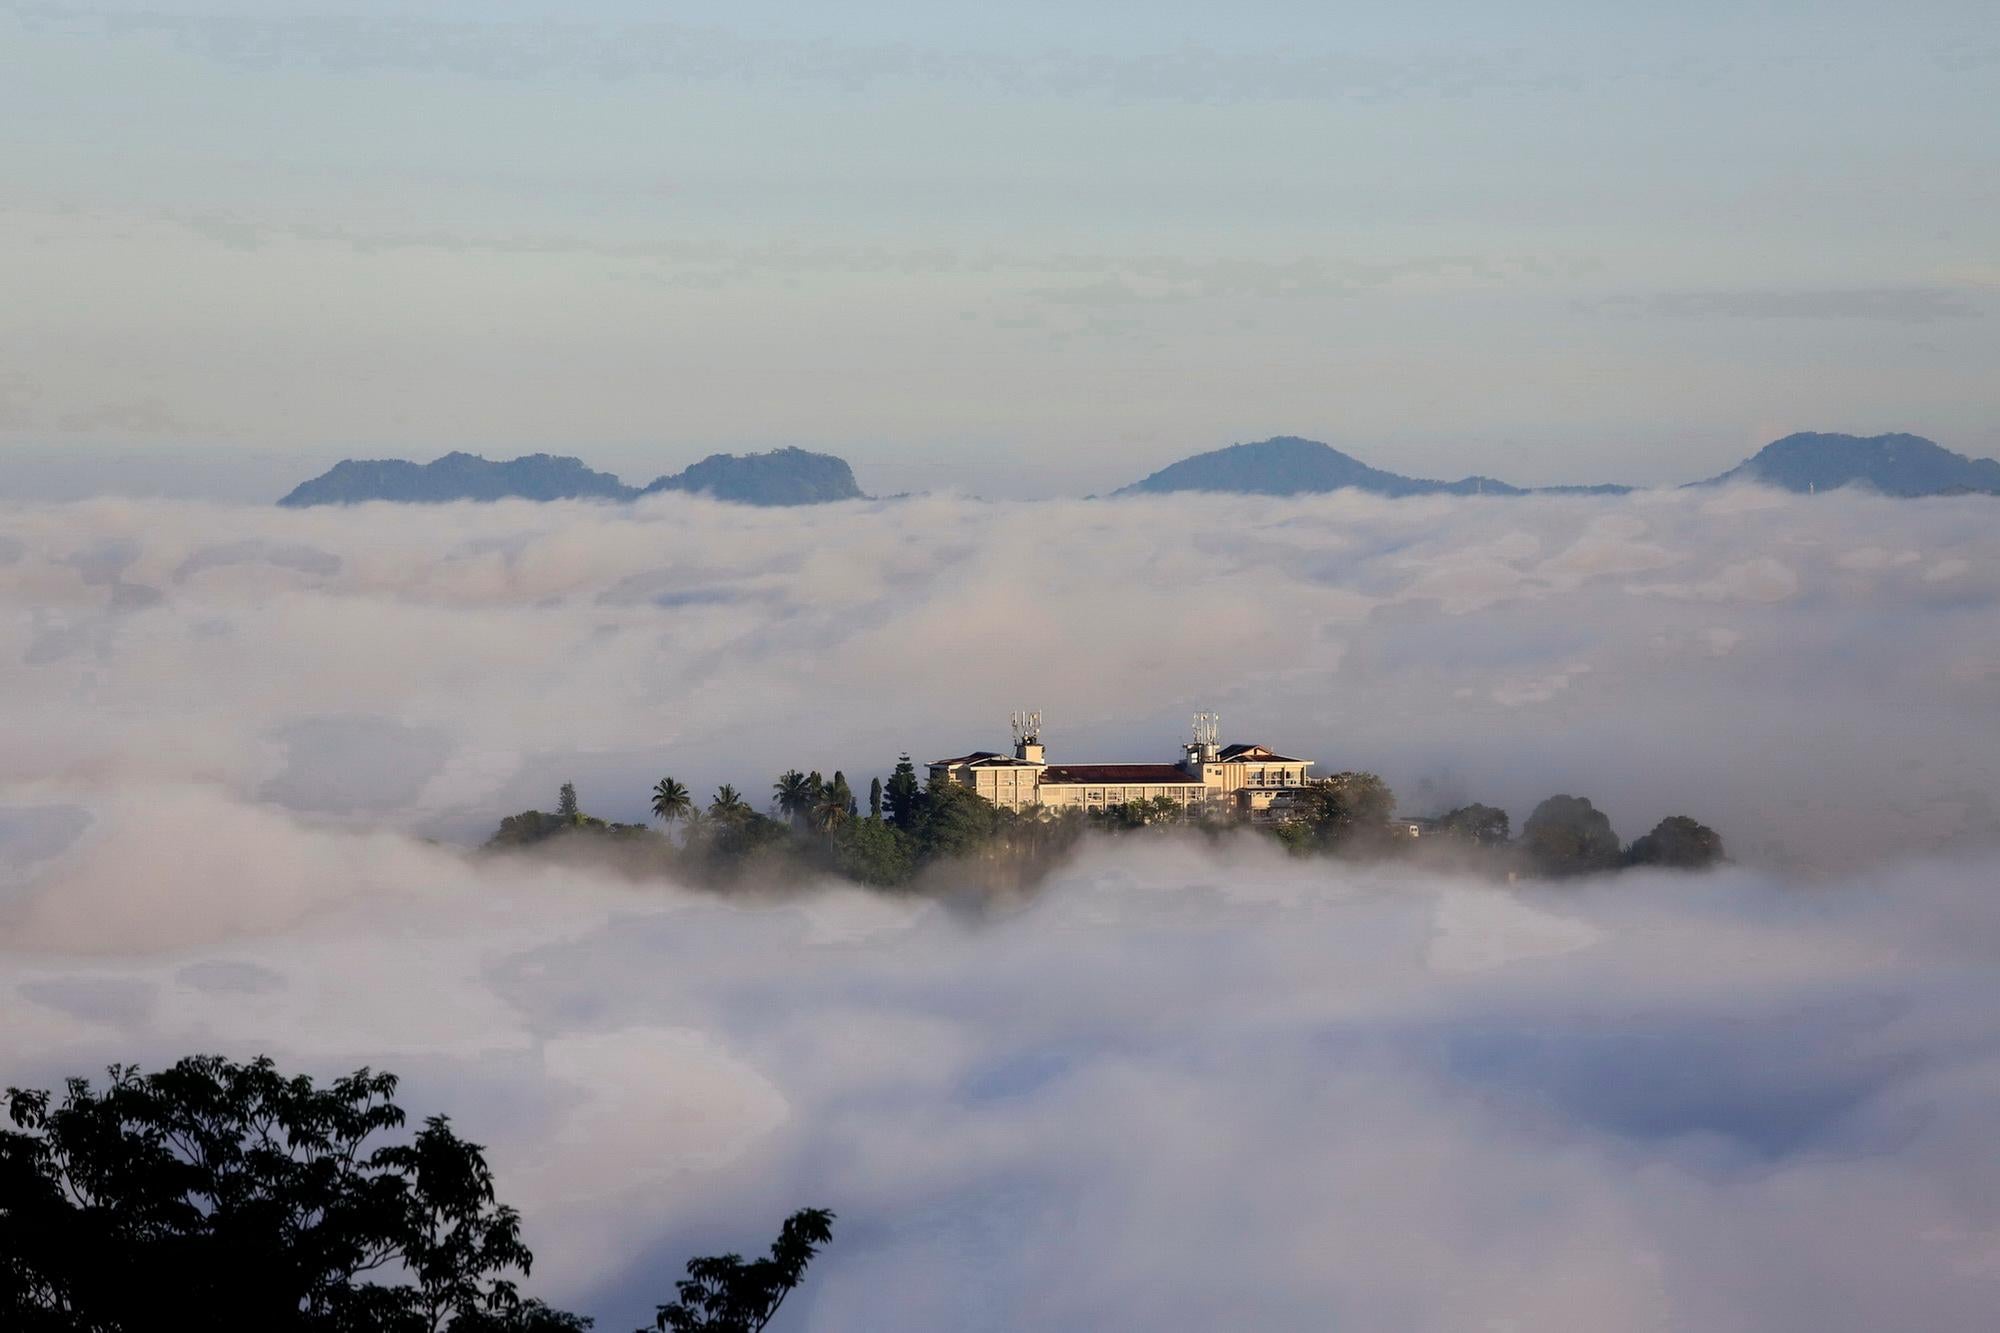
top-left (1038, 783), bottom-right (1207, 812)
top-left (934, 750), bottom-right (1313, 818)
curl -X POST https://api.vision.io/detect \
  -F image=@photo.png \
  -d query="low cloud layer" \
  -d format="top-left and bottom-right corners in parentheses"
top-left (3, 489), bottom-right (1999, 1327)
top-left (3, 487), bottom-right (1995, 863)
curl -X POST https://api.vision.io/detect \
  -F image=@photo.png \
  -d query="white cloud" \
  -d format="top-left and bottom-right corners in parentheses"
top-left (3, 487), bottom-right (2000, 1329)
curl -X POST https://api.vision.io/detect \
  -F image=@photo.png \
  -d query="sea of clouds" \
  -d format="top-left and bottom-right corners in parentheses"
top-left (3, 487), bottom-right (1999, 1328)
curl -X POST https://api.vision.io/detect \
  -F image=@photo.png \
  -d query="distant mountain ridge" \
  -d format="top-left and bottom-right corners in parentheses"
top-left (1693, 432), bottom-right (2000, 496)
top-left (1112, 432), bottom-right (1997, 500)
top-left (278, 447), bottom-right (864, 507)
top-left (1112, 436), bottom-right (1629, 499)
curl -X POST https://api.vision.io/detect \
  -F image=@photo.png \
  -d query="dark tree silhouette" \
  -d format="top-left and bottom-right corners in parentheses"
top-left (771, 771), bottom-right (813, 826)
top-left (0, 1055), bottom-right (575, 1332)
top-left (916, 773), bottom-right (995, 859)
top-left (1625, 815), bottom-right (1726, 869)
top-left (867, 777), bottom-right (882, 822)
top-left (708, 786), bottom-right (749, 823)
top-left (1438, 803), bottom-right (1511, 847)
top-left (558, 783), bottom-right (580, 822)
top-left (644, 1209), bottom-right (835, 1333)
top-left (1281, 771), bottom-right (1395, 852)
top-left (651, 778), bottom-right (692, 828)
top-left (1523, 795), bottom-right (1622, 877)
top-left (884, 756), bottom-right (921, 831)
top-left (3, 1059), bottom-right (835, 1333)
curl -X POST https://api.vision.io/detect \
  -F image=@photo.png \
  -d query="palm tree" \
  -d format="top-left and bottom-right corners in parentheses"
top-left (710, 784), bottom-right (748, 822)
top-left (678, 807), bottom-right (710, 846)
top-left (773, 770), bottom-right (814, 825)
top-left (651, 777), bottom-right (691, 827)
top-left (810, 784), bottom-right (849, 833)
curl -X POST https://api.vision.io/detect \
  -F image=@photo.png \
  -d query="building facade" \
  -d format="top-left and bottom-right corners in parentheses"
top-left (929, 716), bottom-right (1317, 822)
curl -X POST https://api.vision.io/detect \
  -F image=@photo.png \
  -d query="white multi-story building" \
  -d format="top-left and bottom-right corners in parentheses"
top-left (928, 713), bottom-right (1317, 822)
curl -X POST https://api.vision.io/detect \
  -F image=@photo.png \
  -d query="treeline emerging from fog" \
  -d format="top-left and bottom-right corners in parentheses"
top-left (483, 762), bottom-right (1724, 893)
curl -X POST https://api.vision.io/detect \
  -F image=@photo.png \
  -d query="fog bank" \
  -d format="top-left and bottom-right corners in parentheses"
top-left (4, 488), bottom-right (1999, 1327)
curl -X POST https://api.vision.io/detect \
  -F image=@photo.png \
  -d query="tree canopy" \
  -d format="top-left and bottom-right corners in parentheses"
top-left (2, 1056), bottom-right (555, 1332)
top-left (1, 1057), bottom-right (834, 1333)
top-left (1625, 815), bottom-right (1726, 869)
top-left (1523, 795), bottom-right (1622, 877)
top-left (646, 1208), bottom-right (835, 1333)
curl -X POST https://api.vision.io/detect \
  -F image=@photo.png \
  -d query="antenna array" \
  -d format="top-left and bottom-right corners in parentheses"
top-left (1192, 711), bottom-right (1220, 747)
top-left (1010, 710), bottom-right (1042, 744)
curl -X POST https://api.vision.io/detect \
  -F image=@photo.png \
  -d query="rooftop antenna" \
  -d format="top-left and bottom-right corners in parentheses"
top-left (1010, 710), bottom-right (1042, 745)
top-left (1192, 711), bottom-right (1220, 748)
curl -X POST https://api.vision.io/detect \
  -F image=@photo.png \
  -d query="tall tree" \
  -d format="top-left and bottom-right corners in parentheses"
top-left (651, 778), bottom-right (692, 828)
top-left (868, 777), bottom-right (882, 822)
top-left (916, 772), bottom-right (995, 860)
top-left (557, 783), bottom-right (580, 822)
top-left (810, 773), bottom-right (852, 833)
top-left (1438, 803), bottom-right (1510, 847)
top-left (884, 755), bottom-right (921, 831)
top-left (645, 1209), bottom-right (835, 1333)
top-left (771, 771), bottom-right (814, 826)
top-left (0, 1055), bottom-right (574, 1332)
top-left (1625, 815), bottom-right (1725, 870)
top-left (1523, 795), bottom-right (1622, 877)
top-left (708, 786), bottom-right (749, 823)
top-left (1283, 772), bottom-right (1396, 853)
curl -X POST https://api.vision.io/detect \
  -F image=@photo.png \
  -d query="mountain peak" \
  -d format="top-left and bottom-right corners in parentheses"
top-left (1699, 432), bottom-right (2000, 496)
top-left (278, 447), bottom-right (865, 507)
top-left (642, 447), bottom-right (863, 505)
top-left (1114, 436), bottom-right (1551, 498)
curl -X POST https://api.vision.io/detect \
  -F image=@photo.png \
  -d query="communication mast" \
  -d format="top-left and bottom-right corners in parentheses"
top-left (1010, 710), bottom-right (1042, 745)
top-left (1192, 711), bottom-right (1220, 748)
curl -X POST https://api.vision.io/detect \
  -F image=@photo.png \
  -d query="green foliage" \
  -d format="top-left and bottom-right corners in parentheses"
top-left (708, 786), bottom-right (749, 823)
top-left (884, 756), bottom-right (921, 831)
top-left (489, 810), bottom-right (574, 848)
top-left (1093, 797), bottom-right (1186, 830)
top-left (833, 818), bottom-right (916, 887)
top-left (916, 773), bottom-right (997, 860)
top-left (651, 778), bottom-right (692, 826)
top-left (557, 783), bottom-right (579, 822)
top-left (645, 1209), bottom-right (835, 1333)
top-left (1625, 815), bottom-right (1726, 869)
top-left (1282, 772), bottom-right (1397, 853)
top-left (868, 777), bottom-right (882, 821)
top-left (811, 773), bottom-right (854, 832)
top-left (708, 812), bottom-right (791, 863)
top-left (0, 1055), bottom-right (579, 1332)
top-left (1523, 795), bottom-right (1622, 877)
top-left (1438, 803), bottom-right (1511, 847)
top-left (771, 771), bottom-right (814, 825)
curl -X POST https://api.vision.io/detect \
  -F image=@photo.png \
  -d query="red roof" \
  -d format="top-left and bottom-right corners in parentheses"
top-left (1041, 764), bottom-right (1202, 786)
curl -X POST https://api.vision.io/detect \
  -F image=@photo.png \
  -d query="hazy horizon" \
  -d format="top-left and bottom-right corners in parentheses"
top-left (4, 0), bottom-right (1997, 497)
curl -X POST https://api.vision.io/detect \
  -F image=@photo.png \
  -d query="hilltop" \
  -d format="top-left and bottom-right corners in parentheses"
top-left (1693, 432), bottom-right (2000, 495)
top-left (642, 447), bottom-right (863, 505)
top-left (1111, 436), bottom-right (1627, 499)
top-left (277, 447), bottom-right (864, 507)
top-left (1113, 431), bottom-right (1998, 499)
top-left (277, 452), bottom-right (631, 507)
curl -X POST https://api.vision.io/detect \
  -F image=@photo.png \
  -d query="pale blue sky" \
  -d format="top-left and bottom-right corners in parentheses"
top-left (3, 0), bottom-right (1996, 496)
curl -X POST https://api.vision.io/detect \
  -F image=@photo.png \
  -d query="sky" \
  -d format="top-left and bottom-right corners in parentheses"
top-left (4, 486), bottom-right (2000, 1327)
top-left (3, 0), bottom-right (1998, 497)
